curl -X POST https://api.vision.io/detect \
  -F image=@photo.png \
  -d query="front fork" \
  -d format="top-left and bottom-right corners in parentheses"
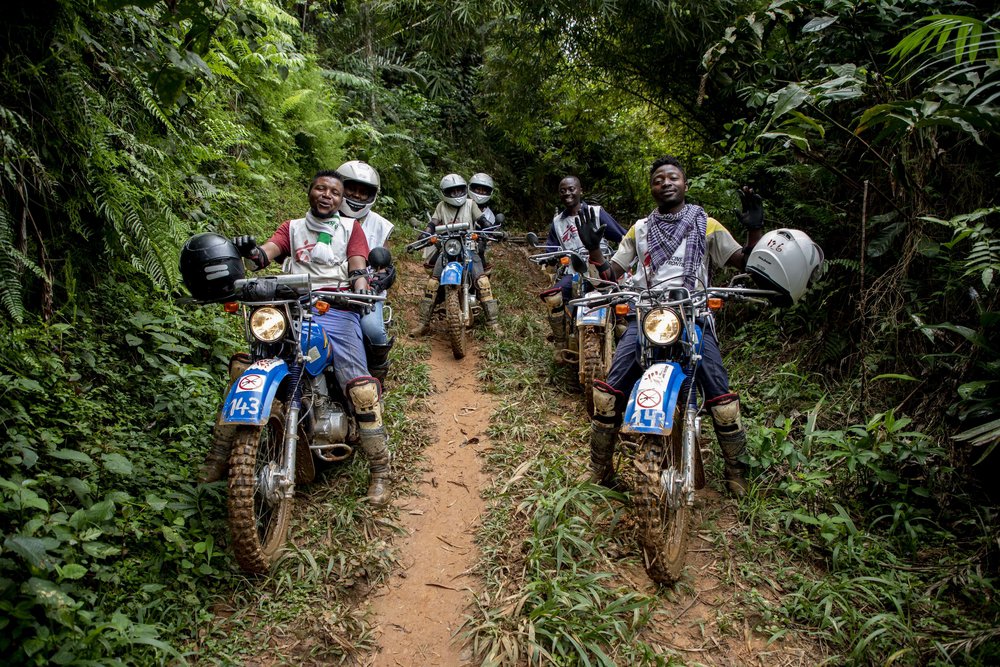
top-left (275, 360), bottom-right (305, 501)
top-left (660, 381), bottom-right (701, 510)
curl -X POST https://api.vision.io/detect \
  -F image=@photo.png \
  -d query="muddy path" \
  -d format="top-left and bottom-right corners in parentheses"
top-left (365, 254), bottom-right (492, 666)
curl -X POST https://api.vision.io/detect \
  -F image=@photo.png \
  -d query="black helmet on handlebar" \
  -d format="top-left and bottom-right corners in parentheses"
top-left (180, 233), bottom-right (245, 302)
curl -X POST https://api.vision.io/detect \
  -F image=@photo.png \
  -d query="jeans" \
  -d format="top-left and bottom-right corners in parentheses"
top-left (360, 299), bottom-right (389, 346)
top-left (313, 308), bottom-right (369, 393)
top-left (604, 318), bottom-right (731, 416)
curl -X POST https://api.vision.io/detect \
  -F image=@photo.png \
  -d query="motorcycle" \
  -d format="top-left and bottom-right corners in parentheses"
top-left (526, 232), bottom-right (619, 416)
top-left (569, 279), bottom-right (780, 584)
top-left (215, 273), bottom-right (383, 573)
top-left (406, 221), bottom-right (504, 359)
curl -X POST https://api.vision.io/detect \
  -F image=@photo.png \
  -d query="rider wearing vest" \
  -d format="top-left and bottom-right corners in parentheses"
top-left (578, 156), bottom-right (765, 498)
top-left (416, 173), bottom-right (501, 334)
top-left (539, 175), bottom-right (627, 352)
top-left (338, 160), bottom-right (396, 384)
top-left (200, 170), bottom-right (392, 506)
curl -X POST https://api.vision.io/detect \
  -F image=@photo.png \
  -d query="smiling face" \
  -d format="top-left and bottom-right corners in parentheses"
top-left (558, 177), bottom-right (583, 213)
top-left (309, 175), bottom-right (344, 218)
top-left (650, 164), bottom-right (688, 213)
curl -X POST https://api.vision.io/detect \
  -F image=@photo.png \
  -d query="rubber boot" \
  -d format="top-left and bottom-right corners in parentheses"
top-left (199, 353), bottom-right (252, 483)
top-left (415, 278), bottom-right (438, 336)
top-left (710, 396), bottom-right (749, 498)
top-left (587, 382), bottom-right (622, 487)
top-left (348, 377), bottom-right (392, 506)
top-left (366, 337), bottom-right (394, 383)
top-left (540, 290), bottom-right (567, 360)
top-left (477, 275), bottom-right (501, 333)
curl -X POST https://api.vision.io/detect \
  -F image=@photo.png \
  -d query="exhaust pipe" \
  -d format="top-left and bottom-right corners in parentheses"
top-left (311, 442), bottom-right (353, 463)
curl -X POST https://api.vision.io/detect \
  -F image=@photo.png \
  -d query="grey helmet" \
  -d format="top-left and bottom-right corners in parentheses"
top-left (440, 173), bottom-right (468, 207)
top-left (337, 160), bottom-right (380, 219)
top-left (746, 229), bottom-right (825, 306)
top-left (469, 172), bottom-right (495, 206)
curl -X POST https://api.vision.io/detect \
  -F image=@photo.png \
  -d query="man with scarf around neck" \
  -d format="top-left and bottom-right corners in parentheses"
top-left (577, 156), bottom-right (765, 497)
top-left (199, 170), bottom-right (393, 506)
top-left (538, 175), bottom-right (627, 355)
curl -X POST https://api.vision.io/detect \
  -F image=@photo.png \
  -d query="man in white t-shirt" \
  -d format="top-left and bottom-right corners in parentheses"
top-left (578, 156), bottom-right (765, 497)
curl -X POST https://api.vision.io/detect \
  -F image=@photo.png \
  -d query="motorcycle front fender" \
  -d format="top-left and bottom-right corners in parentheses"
top-left (440, 261), bottom-right (464, 285)
top-left (221, 359), bottom-right (289, 426)
top-left (576, 304), bottom-right (610, 327)
top-left (621, 362), bottom-right (686, 436)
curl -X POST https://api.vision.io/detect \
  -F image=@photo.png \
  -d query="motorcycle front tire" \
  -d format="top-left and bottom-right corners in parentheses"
top-left (227, 399), bottom-right (293, 574)
top-left (445, 286), bottom-right (466, 359)
top-left (579, 323), bottom-right (615, 417)
top-left (634, 419), bottom-right (699, 585)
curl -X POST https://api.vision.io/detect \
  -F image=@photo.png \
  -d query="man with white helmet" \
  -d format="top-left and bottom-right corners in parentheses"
top-left (578, 156), bottom-right (767, 497)
top-left (469, 172), bottom-right (504, 268)
top-left (416, 173), bottom-right (501, 334)
top-left (338, 160), bottom-right (396, 383)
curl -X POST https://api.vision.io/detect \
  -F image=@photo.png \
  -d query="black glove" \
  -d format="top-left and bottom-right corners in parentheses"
top-left (232, 235), bottom-right (270, 270)
top-left (575, 205), bottom-right (606, 252)
top-left (475, 214), bottom-right (489, 228)
top-left (427, 218), bottom-right (440, 233)
top-left (370, 265), bottom-right (397, 292)
top-left (736, 188), bottom-right (764, 230)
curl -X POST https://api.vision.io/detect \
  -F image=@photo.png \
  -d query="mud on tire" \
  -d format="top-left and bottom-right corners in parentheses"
top-left (445, 286), bottom-right (466, 359)
top-left (633, 432), bottom-right (690, 585)
top-left (579, 324), bottom-right (614, 417)
top-left (228, 400), bottom-right (293, 574)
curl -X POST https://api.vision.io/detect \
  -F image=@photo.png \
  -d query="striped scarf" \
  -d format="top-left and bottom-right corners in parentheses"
top-left (646, 204), bottom-right (707, 290)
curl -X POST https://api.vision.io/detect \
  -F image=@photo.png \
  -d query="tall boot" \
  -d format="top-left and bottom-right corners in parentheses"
top-left (476, 275), bottom-right (501, 333)
top-left (710, 395), bottom-right (749, 498)
top-left (348, 376), bottom-right (392, 506)
top-left (415, 278), bottom-right (438, 336)
top-left (199, 353), bottom-right (252, 483)
top-left (540, 290), bottom-right (567, 359)
top-left (588, 382), bottom-right (622, 486)
top-left (366, 336), bottom-right (394, 383)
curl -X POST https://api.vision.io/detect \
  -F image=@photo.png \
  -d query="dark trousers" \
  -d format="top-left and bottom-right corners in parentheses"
top-left (603, 318), bottom-right (731, 417)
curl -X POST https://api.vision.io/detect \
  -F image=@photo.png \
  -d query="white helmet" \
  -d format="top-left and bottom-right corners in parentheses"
top-left (746, 229), bottom-right (824, 306)
top-left (468, 172), bottom-right (495, 206)
top-left (440, 173), bottom-right (468, 207)
top-left (337, 160), bottom-right (380, 219)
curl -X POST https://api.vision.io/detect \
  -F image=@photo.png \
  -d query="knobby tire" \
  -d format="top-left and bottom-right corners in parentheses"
top-left (446, 286), bottom-right (466, 359)
top-left (579, 324), bottom-right (614, 417)
top-left (634, 427), bottom-right (690, 585)
top-left (227, 400), bottom-right (293, 574)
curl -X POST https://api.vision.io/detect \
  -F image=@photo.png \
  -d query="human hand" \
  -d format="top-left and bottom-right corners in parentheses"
top-left (370, 265), bottom-right (397, 292)
top-left (232, 235), bottom-right (269, 270)
top-left (735, 187), bottom-right (764, 230)
top-left (575, 205), bottom-right (606, 251)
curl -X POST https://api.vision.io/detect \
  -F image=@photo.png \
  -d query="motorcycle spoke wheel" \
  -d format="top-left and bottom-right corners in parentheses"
top-left (445, 287), bottom-right (466, 359)
top-left (228, 401), bottom-right (293, 574)
top-left (634, 432), bottom-right (690, 585)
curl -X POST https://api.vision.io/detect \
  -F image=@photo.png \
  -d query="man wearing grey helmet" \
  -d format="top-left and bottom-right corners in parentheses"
top-left (415, 173), bottom-right (501, 335)
top-left (338, 160), bottom-right (396, 383)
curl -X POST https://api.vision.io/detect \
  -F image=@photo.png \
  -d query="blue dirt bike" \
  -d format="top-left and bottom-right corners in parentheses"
top-left (216, 274), bottom-right (382, 573)
top-left (570, 280), bottom-right (779, 584)
top-left (526, 231), bottom-right (619, 416)
top-left (406, 221), bottom-right (504, 359)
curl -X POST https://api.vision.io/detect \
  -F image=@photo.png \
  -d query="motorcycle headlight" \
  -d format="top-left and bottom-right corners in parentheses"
top-left (250, 307), bottom-right (287, 343)
top-left (444, 238), bottom-right (463, 256)
top-left (642, 307), bottom-right (681, 346)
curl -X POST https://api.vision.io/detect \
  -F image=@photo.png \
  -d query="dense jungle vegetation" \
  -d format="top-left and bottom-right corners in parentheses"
top-left (1, 0), bottom-right (998, 664)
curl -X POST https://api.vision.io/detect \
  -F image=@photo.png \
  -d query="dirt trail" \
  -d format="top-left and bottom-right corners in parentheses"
top-left (367, 268), bottom-right (491, 666)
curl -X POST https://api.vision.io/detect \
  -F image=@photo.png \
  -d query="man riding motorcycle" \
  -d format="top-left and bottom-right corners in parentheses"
top-left (199, 169), bottom-right (392, 506)
top-left (469, 172), bottom-right (503, 268)
top-left (416, 173), bottom-right (501, 334)
top-left (538, 175), bottom-right (627, 354)
top-left (338, 160), bottom-right (396, 383)
top-left (578, 156), bottom-right (765, 497)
